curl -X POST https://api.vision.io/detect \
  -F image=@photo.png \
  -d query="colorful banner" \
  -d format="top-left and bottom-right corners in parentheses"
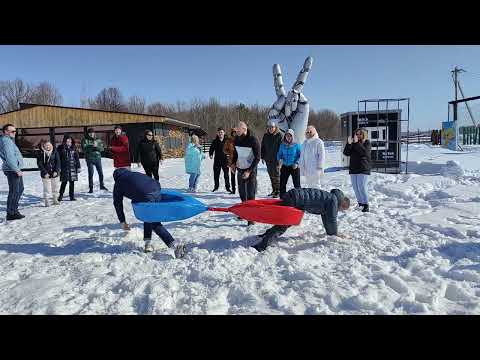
top-left (442, 121), bottom-right (457, 151)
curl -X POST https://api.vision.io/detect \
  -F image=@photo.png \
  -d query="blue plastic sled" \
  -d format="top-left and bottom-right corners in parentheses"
top-left (132, 189), bottom-right (208, 222)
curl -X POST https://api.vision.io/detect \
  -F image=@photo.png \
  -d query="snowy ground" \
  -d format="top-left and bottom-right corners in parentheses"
top-left (1, 144), bottom-right (480, 314)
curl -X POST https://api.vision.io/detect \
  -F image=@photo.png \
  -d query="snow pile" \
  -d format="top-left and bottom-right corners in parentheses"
top-left (1, 144), bottom-right (480, 314)
top-left (441, 161), bottom-right (465, 178)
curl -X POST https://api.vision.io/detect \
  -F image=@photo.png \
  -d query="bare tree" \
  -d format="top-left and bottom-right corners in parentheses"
top-left (0, 79), bottom-right (33, 113)
top-left (89, 87), bottom-right (126, 111)
top-left (308, 109), bottom-right (341, 140)
top-left (31, 81), bottom-right (63, 106)
top-left (127, 95), bottom-right (146, 114)
top-left (147, 101), bottom-right (175, 116)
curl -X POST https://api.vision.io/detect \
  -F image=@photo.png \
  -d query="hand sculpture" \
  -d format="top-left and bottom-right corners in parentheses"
top-left (267, 56), bottom-right (313, 144)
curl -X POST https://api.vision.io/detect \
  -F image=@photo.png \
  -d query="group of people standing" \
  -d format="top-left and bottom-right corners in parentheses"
top-left (261, 120), bottom-right (326, 199)
top-left (1, 119), bottom-right (372, 256)
top-left (0, 123), bottom-right (167, 219)
top-left (196, 119), bottom-right (372, 219)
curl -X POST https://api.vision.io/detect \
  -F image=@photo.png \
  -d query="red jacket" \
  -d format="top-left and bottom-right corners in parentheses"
top-left (110, 134), bottom-right (131, 168)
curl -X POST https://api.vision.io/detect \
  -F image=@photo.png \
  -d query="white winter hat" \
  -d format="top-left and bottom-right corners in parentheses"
top-left (285, 129), bottom-right (295, 142)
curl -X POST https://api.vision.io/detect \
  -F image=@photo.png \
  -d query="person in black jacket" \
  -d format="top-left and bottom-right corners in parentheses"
top-left (37, 140), bottom-right (61, 207)
top-left (251, 188), bottom-right (351, 252)
top-left (343, 128), bottom-right (372, 212)
top-left (231, 121), bottom-right (261, 226)
top-left (113, 168), bottom-right (185, 258)
top-left (57, 135), bottom-right (81, 202)
top-left (209, 127), bottom-right (230, 192)
top-left (261, 119), bottom-right (283, 197)
top-left (136, 130), bottom-right (163, 181)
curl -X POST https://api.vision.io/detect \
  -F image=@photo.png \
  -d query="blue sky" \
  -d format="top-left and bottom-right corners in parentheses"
top-left (1, 45), bottom-right (479, 130)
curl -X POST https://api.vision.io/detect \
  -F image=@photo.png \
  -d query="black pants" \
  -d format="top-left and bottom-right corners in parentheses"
top-left (59, 181), bottom-right (75, 200)
top-left (266, 161), bottom-right (280, 194)
top-left (280, 165), bottom-right (301, 198)
top-left (229, 168), bottom-right (236, 193)
top-left (144, 222), bottom-right (175, 247)
top-left (213, 162), bottom-right (230, 190)
top-left (237, 168), bottom-right (257, 202)
top-left (143, 164), bottom-right (159, 181)
top-left (255, 225), bottom-right (291, 251)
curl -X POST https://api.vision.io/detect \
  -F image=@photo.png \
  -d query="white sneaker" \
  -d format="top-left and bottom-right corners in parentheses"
top-left (144, 239), bottom-right (154, 253)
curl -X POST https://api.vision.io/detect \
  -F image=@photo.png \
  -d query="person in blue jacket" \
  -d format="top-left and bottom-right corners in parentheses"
top-left (184, 135), bottom-right (205, 192)
top-left (251, 188), bottom-right (351, 252)
top-left (0, 124), bottom-right (25, 220)
top-left (113, 168), bottom-right (186, 258)
top-left (276, 129), bottom-right (302, 198)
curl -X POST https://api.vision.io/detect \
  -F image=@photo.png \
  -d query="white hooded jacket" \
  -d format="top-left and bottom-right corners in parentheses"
top-left (299, 133), bottom-right (326, 177)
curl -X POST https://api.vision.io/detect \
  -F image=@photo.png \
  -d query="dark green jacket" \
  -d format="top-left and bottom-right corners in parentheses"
top-left (81, 135), bottom-right (104, 161)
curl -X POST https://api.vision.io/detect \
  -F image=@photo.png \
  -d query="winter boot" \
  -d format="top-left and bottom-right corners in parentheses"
top-left (144, 239), bottom-right (154, 253)
top-left (52, 193), bottom-right (60, 205)
top-left (362, 204), bottom-right (369, 213)
top-left (44, 197), bottom-right (50, 207)
top-left (271, 191), bottom-right (280, 199)
top-left (88, 188), bottom-right (93, 194)
top-left (174, 244), bottom-right (186, 259)
top-left (252, 237), bottom-right (269, 252)
top-left (100, 185), bottom-right (109, 191)
top-left (247, 221), bottom-right (255, 226)
top-left (169, 241), bottom-right (186, 259)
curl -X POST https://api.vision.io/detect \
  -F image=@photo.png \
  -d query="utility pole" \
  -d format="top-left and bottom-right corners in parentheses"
top-left (451, 66), bottom-right (466, 122)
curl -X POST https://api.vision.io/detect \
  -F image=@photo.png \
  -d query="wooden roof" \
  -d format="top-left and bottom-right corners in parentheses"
top-left (0, 104), bottom-right (203, 132)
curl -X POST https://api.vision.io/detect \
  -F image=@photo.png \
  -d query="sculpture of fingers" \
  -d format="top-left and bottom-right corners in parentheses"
top-left (273, 64), bottom-right (286, 98)
top-left (292, 56), bottom-right (313, 94)
top-left (290, 94), bottom-right (309, 144)
top-left (268, 56), bottom-right (313, 140)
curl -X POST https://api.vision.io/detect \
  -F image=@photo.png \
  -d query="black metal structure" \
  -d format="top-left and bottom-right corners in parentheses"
top-left (341, 98), bottom-right (410, 174)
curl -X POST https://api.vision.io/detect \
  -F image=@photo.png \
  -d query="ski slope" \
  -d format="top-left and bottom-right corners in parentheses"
top-left (1, 144), bottom-right (480, 314)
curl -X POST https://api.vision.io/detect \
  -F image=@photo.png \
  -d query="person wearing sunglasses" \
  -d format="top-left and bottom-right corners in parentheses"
top-left (0, 124), bottom-right (25, 220)
top-left (343, 128), bottom-right (372, 212)
top-left (299, 125), bottom-right (325, 189)
top-left (136, 130), bottom-right (163, 181)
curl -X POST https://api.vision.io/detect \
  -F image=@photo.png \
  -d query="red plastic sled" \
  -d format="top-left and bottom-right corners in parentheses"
top-left (208, 199), bottom-right (304, 226)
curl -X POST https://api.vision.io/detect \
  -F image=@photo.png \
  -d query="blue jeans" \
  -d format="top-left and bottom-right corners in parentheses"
top-left (5, 172), bottom-right (24, 215)
top-left (143, 190), bottom-right (175, 247)
top-left (188, 173), bottom-right (200, 190)
top-left (350, 174), bottom-right (369, 204)
top-left (86, 158), bottom-right (104, 189)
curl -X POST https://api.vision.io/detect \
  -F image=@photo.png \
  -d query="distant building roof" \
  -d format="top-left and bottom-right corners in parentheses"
top-left (0, 103), bottom-right (206, 135)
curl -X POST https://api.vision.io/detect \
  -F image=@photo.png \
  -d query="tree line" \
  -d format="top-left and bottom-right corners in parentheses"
top-left (1, 79), bottom-right (342, 140)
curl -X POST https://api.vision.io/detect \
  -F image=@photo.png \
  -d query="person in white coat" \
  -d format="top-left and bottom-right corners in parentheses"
top-left (299, 125), bottom-right (326, 189)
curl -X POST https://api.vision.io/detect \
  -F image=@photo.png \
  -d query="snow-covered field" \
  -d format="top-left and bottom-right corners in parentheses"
top-left (1, 144), bottom-right (480, 314)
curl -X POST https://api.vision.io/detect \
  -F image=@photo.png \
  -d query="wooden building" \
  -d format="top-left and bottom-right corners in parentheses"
top-left (0, 103), bottom-right (206, 168)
